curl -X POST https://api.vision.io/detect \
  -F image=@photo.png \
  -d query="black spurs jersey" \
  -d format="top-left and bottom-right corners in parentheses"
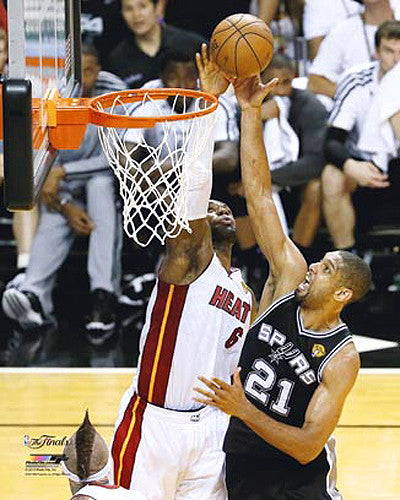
top-left (224, 291), bottom-right (353, 469)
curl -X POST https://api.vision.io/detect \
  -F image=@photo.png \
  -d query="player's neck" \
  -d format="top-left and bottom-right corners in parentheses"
top-left (364, 1), bottom-right (393, 25)
top-left (215, 247), bottom-right (232, 273)
top-left (299, 305), bottom-right (342, 333)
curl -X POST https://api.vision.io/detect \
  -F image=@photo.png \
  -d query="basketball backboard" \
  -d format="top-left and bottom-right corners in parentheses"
top-left (3, 0), bottom-right (81, 210)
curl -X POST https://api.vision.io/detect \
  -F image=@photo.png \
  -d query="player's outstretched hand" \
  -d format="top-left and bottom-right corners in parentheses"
top-left (343, 159), bottom-right (390, 188)
top-left (194, 368), bottom-right (250, 419)
top-left (233, 76), bottom-right (278, 110)
top-left (196, 43), bottom-right (229, 98)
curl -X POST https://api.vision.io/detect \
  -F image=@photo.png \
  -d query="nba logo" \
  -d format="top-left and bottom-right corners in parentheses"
top-left (24, 435), bottom-right (30, 447)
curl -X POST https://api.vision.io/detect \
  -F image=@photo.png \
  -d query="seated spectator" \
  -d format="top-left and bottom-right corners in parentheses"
top-left (106, 0), bottom-right (205, 88)
top-left (303, 0), bottom-right (363, 60)
top-left (1, 44), bottom-right (126, 345)
top-left (62, 410), bottom-right (146, 499)
top-left (358, 61), bottom-right (400, 169)
top-left (322, 21), bottom-right (400, 253)
top-left (307, 0), bottom-right (400, 101)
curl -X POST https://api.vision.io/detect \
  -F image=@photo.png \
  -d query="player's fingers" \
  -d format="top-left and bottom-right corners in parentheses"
top-left (193, 397), bottom-right (217, 407)
top-left (233, 368), bottom-right (242, 386)
top-left (201, 42), bottom-right (208, 64)
top-left (369, 179), bottom-right (390, 188)
top-left (211, 377), bottom-right (230, 390)
top-left (198, 376), bottom-right (220, 391)
top-left (195, 52), bottom-right (203, 73)
top-left (194, 387), bottom-right (217, 399)
top-left (263, 77), bottom-right (279, 94)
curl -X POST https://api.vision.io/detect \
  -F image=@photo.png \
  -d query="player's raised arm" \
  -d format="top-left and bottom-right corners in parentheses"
top-left (233, 76), bottom-right (307, 301)
top-left (159, 45), bottom-right (230, 285)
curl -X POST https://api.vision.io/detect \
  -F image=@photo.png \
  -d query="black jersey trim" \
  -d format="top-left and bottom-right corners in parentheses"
top-left (296, 307), bottom-right (348, 338)
top-left (251, 291), bottom-right (295, 328)
top-left (317, 335), bottom-right (354, 382)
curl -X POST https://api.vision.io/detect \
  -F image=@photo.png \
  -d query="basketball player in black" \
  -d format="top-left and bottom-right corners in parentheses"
top-left (195, 74), bottom-right (372, 499)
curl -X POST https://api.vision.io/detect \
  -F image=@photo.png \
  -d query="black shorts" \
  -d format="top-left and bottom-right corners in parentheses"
top-left (225, 453), bottom-right (341, 500)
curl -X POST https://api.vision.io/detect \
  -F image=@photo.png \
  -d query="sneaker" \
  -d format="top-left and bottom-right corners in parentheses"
top-left (388, 273), bottom-right (400, 292)
top-left (85, 289), bottom-right (117, 346)
top-left (119, 273), bottom-right (156, 307)
top-left (5, 270), bottom-right (26, 290)
top-left (2, 288), bottom-right (46, 329)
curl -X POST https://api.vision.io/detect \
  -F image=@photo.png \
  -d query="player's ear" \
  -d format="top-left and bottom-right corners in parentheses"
top-left (333, 287), bottom-right (353, 304)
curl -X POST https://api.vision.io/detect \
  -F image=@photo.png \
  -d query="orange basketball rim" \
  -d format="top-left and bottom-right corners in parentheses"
top-left (0, 86), bottom-right (219, 150)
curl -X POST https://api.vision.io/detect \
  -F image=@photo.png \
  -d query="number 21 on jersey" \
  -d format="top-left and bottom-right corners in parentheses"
top-left (244, 359), bottom-right (294, 417)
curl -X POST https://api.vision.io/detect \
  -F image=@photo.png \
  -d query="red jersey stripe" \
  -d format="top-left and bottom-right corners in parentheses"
top-left (137, 281), bottom-right (170, 398)
top-left (151, 284), bottom-right (189, 406)
top-left (119, 397), bottom-right (147, 489)
top-left (111, 393), bottom-right (137, 483)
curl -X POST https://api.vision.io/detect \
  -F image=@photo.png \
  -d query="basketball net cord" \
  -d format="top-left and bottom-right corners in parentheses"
top-left (96, 92), bottom-right (216, 247)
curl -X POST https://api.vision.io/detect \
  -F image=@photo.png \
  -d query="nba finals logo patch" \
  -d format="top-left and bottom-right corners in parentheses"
top-left (311, 344), bottom-right (326, 358)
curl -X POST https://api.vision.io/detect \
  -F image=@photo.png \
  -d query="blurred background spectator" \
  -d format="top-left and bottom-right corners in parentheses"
top-left (303, 0), bottom-right (363, 61)
top-left (322, 21), bottom-right (400, 254)
top-left (307, 0), bottom-right (400, 105)
top-left (105, 0), bottom-right (205, 88)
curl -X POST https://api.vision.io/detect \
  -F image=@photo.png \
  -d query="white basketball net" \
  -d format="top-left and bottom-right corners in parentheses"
top-left (96, 91), bottom-right (217, 247)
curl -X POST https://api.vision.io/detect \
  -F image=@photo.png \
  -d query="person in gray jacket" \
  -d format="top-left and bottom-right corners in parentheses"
top-left (2, 44), bottom-right (126, 345)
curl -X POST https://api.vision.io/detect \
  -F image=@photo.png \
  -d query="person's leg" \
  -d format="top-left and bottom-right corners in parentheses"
top-left (2, 203), bottom-right (75, 327)
top-left (225, 454), bottom-right (286, 500)
top-left (85, 174), bottom-right (121, 342)
top-left (292, 179), bottom-right (322, 249)
top-left (19, 204), bottom-right (75, 316)
top-left (322, 164), bottom-right (357, 250)
top-left (12, 207), bottom-right (39, 269)
top-left (86, 174), bottom-right (121, 294)
top-left (176, 409), bottom-right (228, 500)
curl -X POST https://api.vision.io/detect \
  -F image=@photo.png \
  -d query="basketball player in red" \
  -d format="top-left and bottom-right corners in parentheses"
top-left (110, 45), bottom-right (255, 499)
top-left (195, 74), bottom-right (372, 499)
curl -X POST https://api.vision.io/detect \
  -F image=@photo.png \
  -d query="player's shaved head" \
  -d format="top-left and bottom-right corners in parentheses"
top-left (336, 251), bottom-right (372, 303)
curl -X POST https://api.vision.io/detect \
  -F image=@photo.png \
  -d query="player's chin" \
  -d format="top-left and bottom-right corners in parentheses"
top-left (294, 287), bottom-right (308, 303)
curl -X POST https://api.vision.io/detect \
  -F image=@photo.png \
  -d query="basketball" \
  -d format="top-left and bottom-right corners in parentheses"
top-left (210, 13), bottom-right (274, 78)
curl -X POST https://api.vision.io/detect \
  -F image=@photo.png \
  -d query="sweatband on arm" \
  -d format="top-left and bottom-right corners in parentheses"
top-left (185, 113), bottom-right (216, 221)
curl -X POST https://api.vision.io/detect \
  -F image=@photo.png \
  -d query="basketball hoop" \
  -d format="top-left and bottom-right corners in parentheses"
top-left (1, 87), bottom-right (218, 245)
top-left (90, 88), bottom-right (218, 247)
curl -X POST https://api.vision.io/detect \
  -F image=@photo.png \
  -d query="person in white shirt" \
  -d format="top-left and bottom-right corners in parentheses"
top-left (303, 0), bottom-right (363, 60)
top-left (322, 21), bottom-right (400, 253)
top-left (308, 0), bottom-right (400, 100)
top-left (62, 411), bottom-right (146, 500)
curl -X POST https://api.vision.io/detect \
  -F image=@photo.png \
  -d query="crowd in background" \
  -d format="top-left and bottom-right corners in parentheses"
top-left (0, 0), bottom-right (399, 364)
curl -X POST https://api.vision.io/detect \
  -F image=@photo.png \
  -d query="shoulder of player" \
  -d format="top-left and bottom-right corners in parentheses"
top-left (321, 342), bottom-right (360, 391)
